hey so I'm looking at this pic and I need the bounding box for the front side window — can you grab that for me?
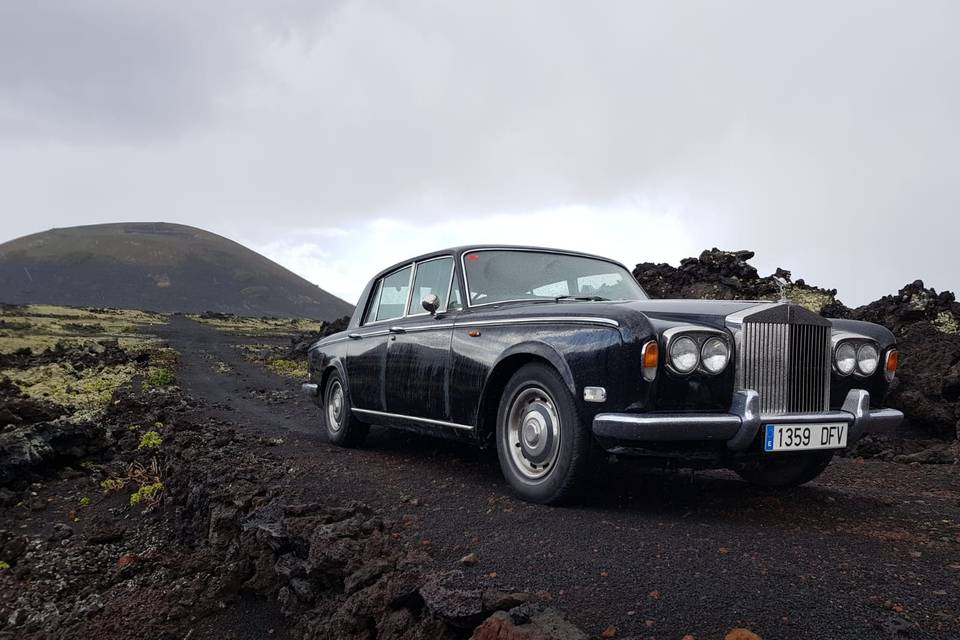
[463,250,647,306]
[408,257,454,314]
[371,266,412,322]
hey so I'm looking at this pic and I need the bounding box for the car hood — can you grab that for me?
[460,298,772,340]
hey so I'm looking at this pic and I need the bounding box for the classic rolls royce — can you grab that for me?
[302,246,902,504]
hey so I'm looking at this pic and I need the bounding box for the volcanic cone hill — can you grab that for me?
[0,223,353,320]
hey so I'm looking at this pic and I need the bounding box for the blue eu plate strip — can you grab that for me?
[764,424,775,451]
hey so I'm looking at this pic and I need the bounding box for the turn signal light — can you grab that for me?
[642,340,658,382]
[885,349,899,382]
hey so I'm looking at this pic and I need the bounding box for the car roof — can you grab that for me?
[371,245,622,280]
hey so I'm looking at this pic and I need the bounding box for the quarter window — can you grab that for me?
[408,257,454,314]
[362,279,383,324]
[372,266,412,322]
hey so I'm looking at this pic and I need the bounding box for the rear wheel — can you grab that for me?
[323,372,369,447]
[735,451,834,488]
[496,363,592,505]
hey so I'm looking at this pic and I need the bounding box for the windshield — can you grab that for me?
[463,250,648,306]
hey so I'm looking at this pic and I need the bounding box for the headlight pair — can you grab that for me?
[664,329,730,376]
[833,339,879,377]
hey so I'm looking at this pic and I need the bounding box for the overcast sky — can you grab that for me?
[1,1,957,306]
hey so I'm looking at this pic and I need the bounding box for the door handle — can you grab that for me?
[348,333,363,340]
[388,326,406,334]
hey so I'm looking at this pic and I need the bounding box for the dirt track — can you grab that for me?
[156,316,960,639]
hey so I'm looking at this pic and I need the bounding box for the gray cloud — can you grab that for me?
[1,0,957,305]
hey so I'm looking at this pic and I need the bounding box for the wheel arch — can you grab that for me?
[475,343,576,445]
[319,357,350,403]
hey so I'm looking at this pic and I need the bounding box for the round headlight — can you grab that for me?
[701,337,729,374]
[857,343,879,375]
[669,336,699,373]
[835,342,856,375]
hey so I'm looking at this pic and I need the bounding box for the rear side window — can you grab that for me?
[408,257,454,314]
[374,266,412,322]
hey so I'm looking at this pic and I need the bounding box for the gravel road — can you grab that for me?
[156,316,960,639]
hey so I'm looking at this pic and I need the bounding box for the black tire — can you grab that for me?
[322,372,369,447]
[495,363,592,505]
[735,451,834,488]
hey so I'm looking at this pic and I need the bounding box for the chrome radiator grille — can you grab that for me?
[738,321,831,415]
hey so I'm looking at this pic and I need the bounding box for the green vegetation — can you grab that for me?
[143,367,175,389]
[79,497,91,508]
[188,314,326,337]
[100,478,125,494]
[0,304,175,421]
[0,561,10,571]
[267,358,309,379]
[137,431,162,450]
[130,482,164,507]
[0,304,166,355]
[2,361,141,413]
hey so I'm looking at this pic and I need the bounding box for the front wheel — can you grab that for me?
[322,372,369,447]
[735,451,834,488]
[496,363,592,505]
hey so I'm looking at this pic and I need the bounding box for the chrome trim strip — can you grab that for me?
[318,315,619,345]
[460,247,647,309]
[456,316,620,329]
[401,322,456,332]
[351,407,474,431]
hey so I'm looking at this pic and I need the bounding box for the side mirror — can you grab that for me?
[421,293,440,315]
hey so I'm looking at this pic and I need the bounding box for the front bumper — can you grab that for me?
[592,389,903,452]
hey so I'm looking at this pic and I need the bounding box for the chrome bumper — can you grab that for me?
[592,389,903,452]
[301,382,319,398]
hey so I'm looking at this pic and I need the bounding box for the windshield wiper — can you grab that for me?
[554,295,609,302]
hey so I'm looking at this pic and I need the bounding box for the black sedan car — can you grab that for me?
[302,246,902,504]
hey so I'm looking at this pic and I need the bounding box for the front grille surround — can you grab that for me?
[731,305,832,415]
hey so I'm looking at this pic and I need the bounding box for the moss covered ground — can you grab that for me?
[0,304,174,419]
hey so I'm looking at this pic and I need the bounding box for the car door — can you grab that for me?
[384,256,458,422]
[346,264,412,412]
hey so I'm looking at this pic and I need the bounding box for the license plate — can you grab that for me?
[764,423,848,452]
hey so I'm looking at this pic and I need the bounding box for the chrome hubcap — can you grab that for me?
[327,381,344,432]
[506,386,561,480]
